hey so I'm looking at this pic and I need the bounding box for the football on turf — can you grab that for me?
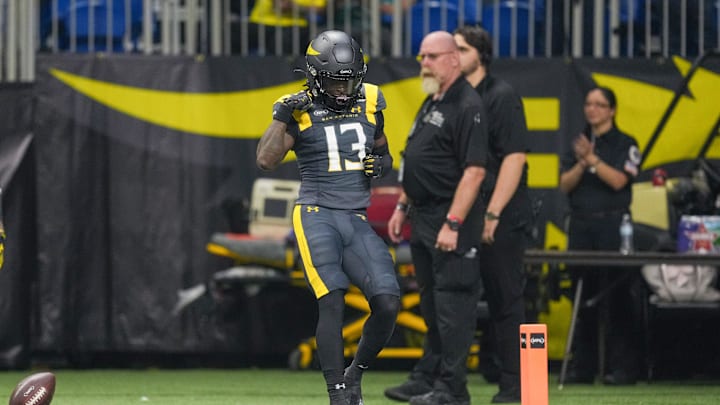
[8,372,55,405]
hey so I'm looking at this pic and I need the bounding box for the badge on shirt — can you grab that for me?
[624,145,641,177]
[424,110,445,128]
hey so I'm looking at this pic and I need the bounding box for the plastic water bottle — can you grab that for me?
[619,214,634,255]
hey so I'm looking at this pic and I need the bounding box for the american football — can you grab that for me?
[8,372,55,405]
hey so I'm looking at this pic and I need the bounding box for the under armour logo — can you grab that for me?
[334,383,346,390]
[351,105,362,114]
[306,206,319,213]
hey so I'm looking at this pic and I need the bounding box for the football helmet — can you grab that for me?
[305,30,367,112]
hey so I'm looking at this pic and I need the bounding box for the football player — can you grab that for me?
[257,30,400,405]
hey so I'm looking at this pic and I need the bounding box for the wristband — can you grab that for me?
[485,211,500,221]
[445,214,463,231]
[395,202,409,213]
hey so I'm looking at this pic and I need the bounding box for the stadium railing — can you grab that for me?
[1,0,719,82]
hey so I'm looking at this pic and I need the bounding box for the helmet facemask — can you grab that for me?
[316,74,363,112]
[305,31,367,112]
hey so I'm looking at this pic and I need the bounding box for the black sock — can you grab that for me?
[324,368,346,393]
[352,294,400,369]
[317,291,346,377]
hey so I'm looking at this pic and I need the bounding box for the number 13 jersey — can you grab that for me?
[285,83,387,210]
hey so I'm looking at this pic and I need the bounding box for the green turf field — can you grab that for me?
[1,369,719,404]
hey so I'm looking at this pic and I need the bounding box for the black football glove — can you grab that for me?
[272,91,313,124]
[363,154,384,178]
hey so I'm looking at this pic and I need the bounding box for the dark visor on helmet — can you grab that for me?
[321,77,361,97]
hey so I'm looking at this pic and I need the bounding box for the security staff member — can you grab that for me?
[455,26,532,404]
[387,31,489,405]
[559,86,642,385]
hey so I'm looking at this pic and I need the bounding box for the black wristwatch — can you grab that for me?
[445,215,462,231]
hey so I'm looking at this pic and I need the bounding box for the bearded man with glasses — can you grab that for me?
[384,31,490,405]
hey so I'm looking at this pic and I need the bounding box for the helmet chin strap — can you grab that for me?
[309,72,362,112]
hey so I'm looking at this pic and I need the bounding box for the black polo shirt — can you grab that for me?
[401,77,489,204]
[561,127,641,215]
[475,74,530,218]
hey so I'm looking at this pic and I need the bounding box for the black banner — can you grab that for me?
[0,54,718,363]
[0,83,35,368]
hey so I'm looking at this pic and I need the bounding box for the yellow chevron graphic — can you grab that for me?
[592,57,720,169]
[52,61,720,185]
[50,68,560,177]
[49,69,559,163]
[50,68,304,138]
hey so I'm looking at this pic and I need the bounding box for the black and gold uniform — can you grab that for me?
[257,30,400,405]
[285,83,400,299]
[289,84,385,211]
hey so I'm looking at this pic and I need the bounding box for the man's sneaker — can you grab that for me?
[344,367,363,405]
[384,379,433,402]
[491,387,521,403]
[408,390,470,405]
[345,384,363,405]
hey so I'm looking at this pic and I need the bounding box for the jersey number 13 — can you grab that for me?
[324,122,368,173]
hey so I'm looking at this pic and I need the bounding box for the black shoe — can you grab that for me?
[409,390,470,405]
[329,390,347,405]
[345,385,363,405]
[344,367,363,405]
[491,387,521,403]
[384,379,433,402]
[602,371,637,386]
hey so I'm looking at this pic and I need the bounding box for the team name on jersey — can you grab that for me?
[317,105,364,122]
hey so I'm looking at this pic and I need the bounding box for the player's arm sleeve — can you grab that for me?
[370,141,393,178]
[374,111,385,138]
[371,113,393,177]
